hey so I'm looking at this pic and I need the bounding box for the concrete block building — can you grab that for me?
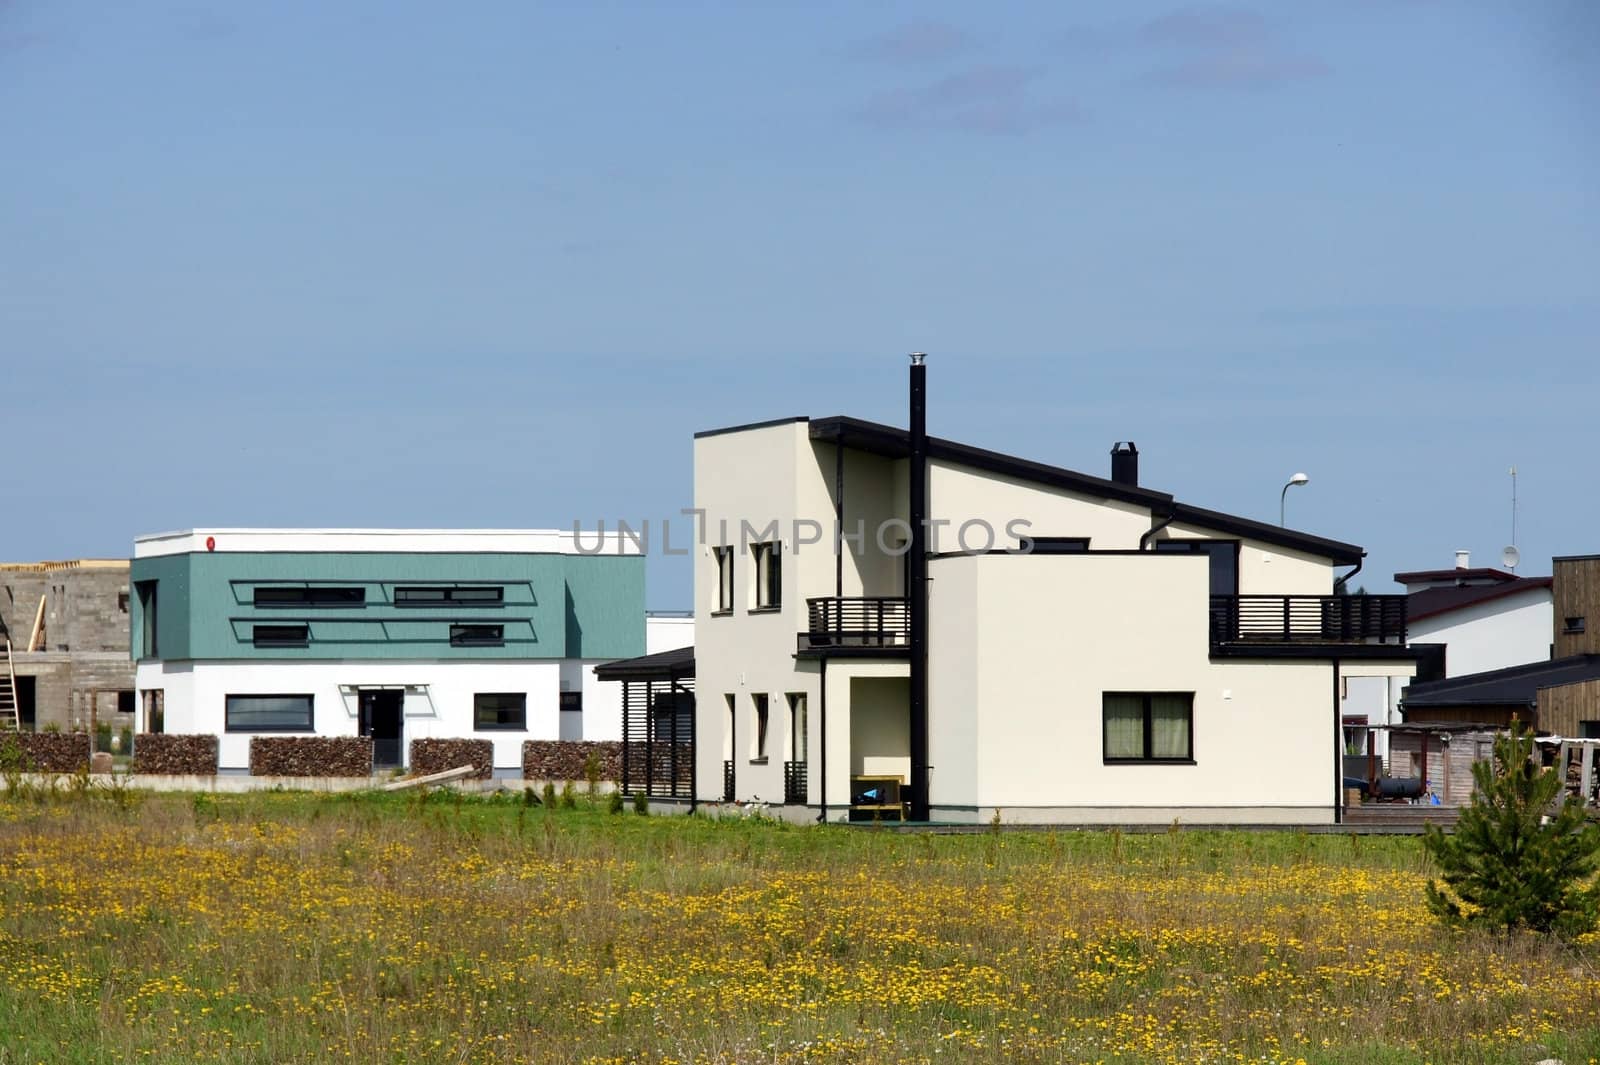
[0,560,136,733]
[130,529,651,771]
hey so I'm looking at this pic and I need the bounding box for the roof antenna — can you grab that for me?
[1502,465,1519,572]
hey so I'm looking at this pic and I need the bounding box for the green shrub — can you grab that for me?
[632,791,648,816]
[607,790,624,815]
[1424,725,1600,937]
[541,782,557,808]
[559,783,578,810]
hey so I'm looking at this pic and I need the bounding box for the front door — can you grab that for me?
[358,689,404,769]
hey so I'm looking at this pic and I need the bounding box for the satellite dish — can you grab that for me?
[1501,545,1520,571]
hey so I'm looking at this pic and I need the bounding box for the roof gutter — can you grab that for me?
[1336,553,1365,594]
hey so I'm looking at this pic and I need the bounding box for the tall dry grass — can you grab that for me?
[0,790,1595,1064]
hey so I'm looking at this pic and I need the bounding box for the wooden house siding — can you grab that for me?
[1553,557,1600,658]
[1538,678,1600,737]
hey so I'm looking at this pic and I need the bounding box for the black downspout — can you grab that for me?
[908,353,930,823]
[835,438,845,599]
[1333,657,1343,825]
[1336,553,1364,594]
[1139,508,1176,550]
[817,658,828,822]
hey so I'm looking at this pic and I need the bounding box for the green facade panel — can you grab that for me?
[128,551,645,662]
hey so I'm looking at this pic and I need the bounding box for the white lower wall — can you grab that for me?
[136,658,624,770]
[930,552,1339,820]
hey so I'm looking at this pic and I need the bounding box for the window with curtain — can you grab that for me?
[1102,692,1194,763]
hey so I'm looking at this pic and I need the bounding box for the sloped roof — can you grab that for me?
[803,415,1363,564]
[593,645,694,681]
[1401,654,1600,709]
[1408,577,1553,623]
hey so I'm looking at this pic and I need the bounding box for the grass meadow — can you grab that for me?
[0,787,1597,1064]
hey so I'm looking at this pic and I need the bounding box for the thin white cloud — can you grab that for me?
[857,65,1080,136]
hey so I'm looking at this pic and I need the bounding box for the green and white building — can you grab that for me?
[129,529,655,771]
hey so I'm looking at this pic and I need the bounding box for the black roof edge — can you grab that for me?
[808,416,1173,509]
[1167,502,1365,565]
[693,416,809,440]
[700,413,1366,565]
[1554,553,1600,563]
[593,645,695,681]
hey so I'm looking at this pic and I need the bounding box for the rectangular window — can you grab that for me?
[253,624,310,648]
[1565,616,1587,635]
[1103,692,1194,763]
[135,580,158,658]
[1580,721,1600,740]
[751,693,770,762]
[395,586,505,605]
[752,542,782,610]
[450,624,504,647]
[1021,537,1090,554]
[117,690,135,716]
[559,691,582,714]
[254,586,366,607]
[474,692,527,731]
[713,547,734,613]
[225,694,313,732]
[1154,540,1239,597]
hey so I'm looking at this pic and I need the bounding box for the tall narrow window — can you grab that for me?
[135,580,158,658]
[750,693,769,762]
[752,542,781,610]
[1103,692,1194,763]
[713,547,734,613]
[786,693,807,761]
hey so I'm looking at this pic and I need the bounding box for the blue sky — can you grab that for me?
[2,1,1595,608]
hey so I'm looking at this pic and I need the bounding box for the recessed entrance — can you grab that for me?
[358,689,404,769]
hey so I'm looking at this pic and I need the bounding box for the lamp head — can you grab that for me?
[1288,472,1309,487]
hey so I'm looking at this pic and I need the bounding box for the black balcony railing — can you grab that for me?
[722,759,735,803]
[1210,594,1407,646]
[783,760,807,805]
[801,596,909,651]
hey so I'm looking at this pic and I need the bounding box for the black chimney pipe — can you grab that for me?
[907,354,930,823]
[1111,441,1138,487]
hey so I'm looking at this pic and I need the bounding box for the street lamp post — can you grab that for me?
[1280,472,1309,526]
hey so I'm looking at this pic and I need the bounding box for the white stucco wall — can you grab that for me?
[694,422,829,805]
[929,460,1154,551]
[928,552,1337,822]
[645,615,694,654]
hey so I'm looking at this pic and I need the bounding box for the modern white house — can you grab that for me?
[667,359,1416,825]
[129,528,678,771]
[1339,554,1553,763]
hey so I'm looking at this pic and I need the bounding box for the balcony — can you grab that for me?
[798,597,909,655]
[1210,594,1407,649]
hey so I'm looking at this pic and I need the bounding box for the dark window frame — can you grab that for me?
[559,691,582,714]
[713,547,735,614]
[1102,691,1196,765]
[254,586,366,607]
[135,580,159,658]
[1153,539,1240,597]
[473,692,527,731]
[450,623,505,647]
[395,586,505,606]
[225,693,314,733]
[751,542,782,611]
[751,692,770,763]
[1565,616,1587,635]
[253,624,310,648]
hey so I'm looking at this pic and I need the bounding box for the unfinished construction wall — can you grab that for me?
[1,562,134,733]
